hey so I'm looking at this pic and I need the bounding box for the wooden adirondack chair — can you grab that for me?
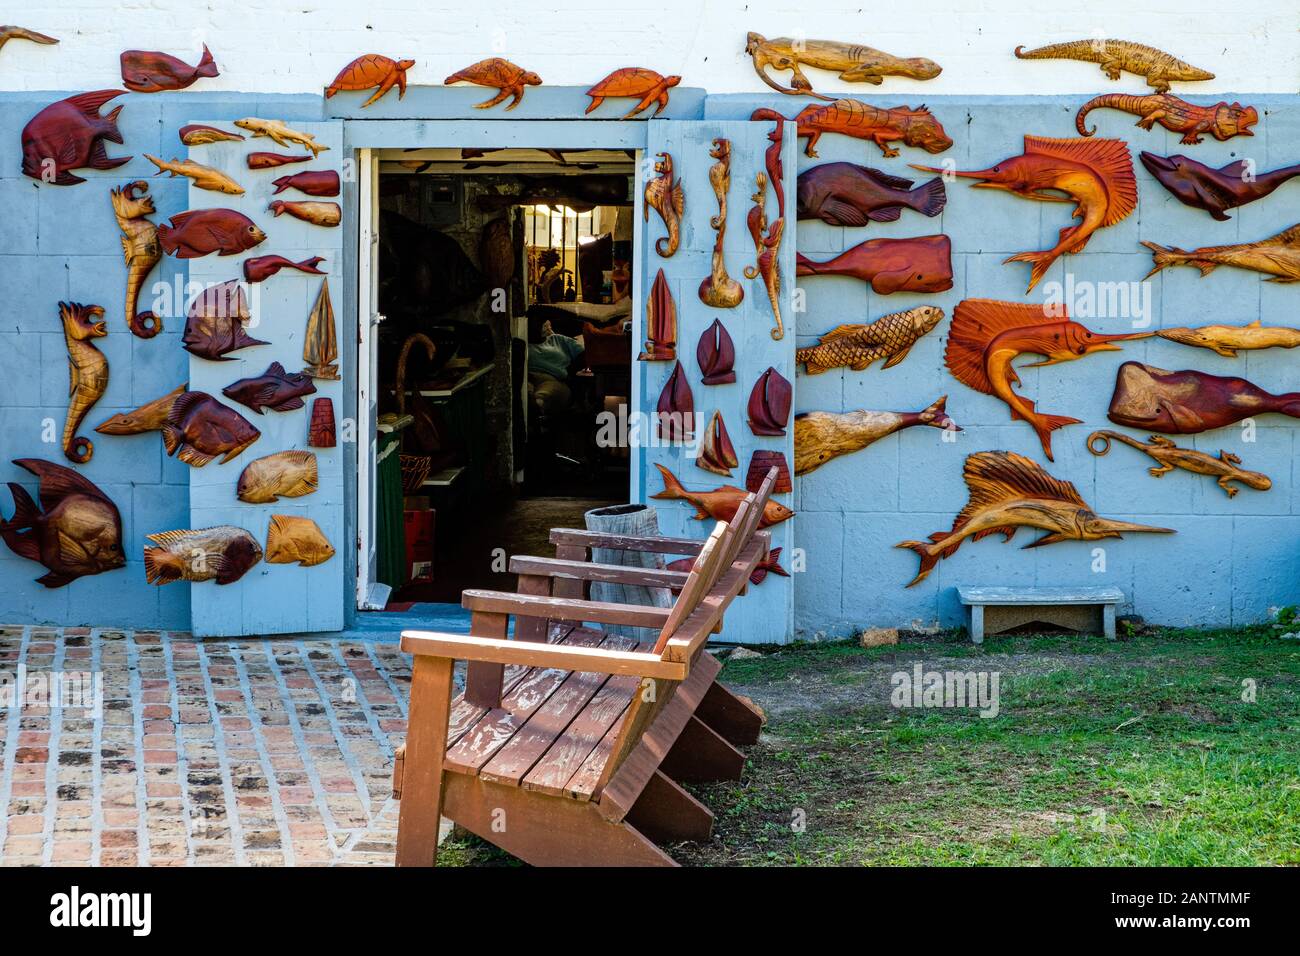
[392,470,778,866]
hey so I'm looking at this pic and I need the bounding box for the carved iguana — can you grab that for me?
[1015,39,1213,92]
[1086,430,1271,498]
[1076,93,1258,144]
[746,32,941,98]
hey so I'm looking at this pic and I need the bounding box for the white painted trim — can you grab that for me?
[356,148,380,608]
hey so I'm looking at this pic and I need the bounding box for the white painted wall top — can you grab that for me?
[5,0,1297,96]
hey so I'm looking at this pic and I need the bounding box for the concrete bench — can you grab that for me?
[957,586,1125,644]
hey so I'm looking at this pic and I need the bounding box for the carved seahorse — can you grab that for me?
[60,302,110,464]
[110,181,163,338]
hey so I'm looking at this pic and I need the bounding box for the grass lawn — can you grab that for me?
[439,623,1300,866]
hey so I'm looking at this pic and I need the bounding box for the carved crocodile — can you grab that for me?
[1015,39,1213,92]
[1076,93,1258,144]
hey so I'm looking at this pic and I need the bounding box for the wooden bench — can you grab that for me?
[957,585,1125,643]
[392,470,777,866]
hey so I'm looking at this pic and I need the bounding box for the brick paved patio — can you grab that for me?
[0,626,414,866]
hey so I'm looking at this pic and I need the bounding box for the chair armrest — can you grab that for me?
[510,555,689,588]
[462,589,672,629]
[400,630,687,680]
[548,528,704,557]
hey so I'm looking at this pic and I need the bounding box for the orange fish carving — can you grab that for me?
[945,299,1149,460]
[651,464,794,528]
[913,135,1137,292]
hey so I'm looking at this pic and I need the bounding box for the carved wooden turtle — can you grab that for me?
[444,57,541,110]
[325,54,414,108]
[585,68,682,119]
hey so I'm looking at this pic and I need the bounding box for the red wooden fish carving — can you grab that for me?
[158,209,266,258]
[182,280,268,360]
[21,90,130,185]
[222,361,317,415]
[120,44,218,92]
[271,170,341,197]
[247,151,311,169]
[1108,362,1300,434]
[747,367,792,436]
[243,255,326,283]
[668,548,788,586]
[656,361,694,441]
[797,161,946,226]
[268,200,341,227]
[640,268,676,361]
[696,319,736,385]
[651,464,794,528]
[795,235,952,294]
[0,459,125,588]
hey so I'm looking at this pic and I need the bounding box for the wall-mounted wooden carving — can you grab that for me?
[247,151,311,169]
[478,217,514,288]
[747,366,792,436]
[696,319,735,385]
[223,361,317,415]
[668,547,788,586]
[243,254,326,283]
[1076,93,1258,144]
[237,451,319,504]
[1014,39,1213,92]
[325,54,414,107]
[120,44,218,92]
[1142,224,1300,284]
[182,280,266,361]
[100,390,259,467]
[797,305,944,375]
[0,26,58,56]
[698,138,745,308]
[271,169,341,197]
[1088,430,1270,498]
[110,181,163,338]
[443,58,541,110]
[21,90,130,185]
[143,526,262,585]
[644,151,683,258]
[746,450,791,493]
[797,161,946,225]
[1139,152,1300,221]
[179,124,244,146]
[744,171,786,339]
[144,154,244,194]
[751,101,952,158]
[948,299,1150,460]
[59,302,109,464]
[914,135,1136,293]
[656,361,694,442]
[640,269,677,361]
[745,32,941,98]
[794,396,958,476]
[303,279,340,380]
[159,209,266,258]
[1108,362,1300,434]
[95,383,185,437]
[795,234,952,294]
[266,515,336,567]
[0,458,125,588]
[651,463,795,528]
[697,410,739,477]
[1157,320,1300,357]
[234,118,329,156]
[268,200,341,227]
[585,68,682,118]
[308,398,336,448]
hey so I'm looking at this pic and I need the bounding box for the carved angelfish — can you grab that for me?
[265,515,336,567]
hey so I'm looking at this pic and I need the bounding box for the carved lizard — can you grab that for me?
[1076,93,1258,144]
[1087,430,1271,497]
[1015,39,1213,92]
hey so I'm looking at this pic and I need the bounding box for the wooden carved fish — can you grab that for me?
[914,136,1137,293]
[1139,152,1300,221]
[158,209,266,258]
[110,181,163,338]
[271,170,340,197]
[644,152,683,257]
[0,458,125,588]
[234,118,329,156]
[145,154,244,194]
[95,384,186,436]
[21,89,130,185]
[1087,430,1271,498]
[243,255,327,283]
[222,361,317,415]
[161,391,261,466]
[797,161,946,226]
[795,235,952,294]
[179,124,244,146]
[0,25,58,56]
[265,515,335,567]
[59,302,108,464]
[668,547,788,587]
[247,151,312,169]
[946,299,1150,460]
[182,280,268,361]
[237,451,318,504]
[1108,362,1300,434]
[143,526,262,585]
[897,451,1174,586]
[651,463,794,528]
[268,200,341,226]
[120,44,218,93]
[1156,320,1300,357]
[1142,224,1300,283]
[797,305,944,375]
[794,396,959,476]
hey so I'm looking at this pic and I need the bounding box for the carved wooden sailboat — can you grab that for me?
[696,319,736,385]
[747,366,792,436]
[697,410,739,477]
[302,279,339,380]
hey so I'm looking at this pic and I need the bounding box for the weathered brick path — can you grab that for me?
[0,626,412,866]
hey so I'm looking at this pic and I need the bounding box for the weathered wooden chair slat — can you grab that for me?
[393,469,779,866]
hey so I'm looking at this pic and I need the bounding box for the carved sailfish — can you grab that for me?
[946,299,1150,460]
[896,451,1174,587]
[913,135,1137,292]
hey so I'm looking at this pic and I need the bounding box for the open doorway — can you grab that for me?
[366,147,637,609]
